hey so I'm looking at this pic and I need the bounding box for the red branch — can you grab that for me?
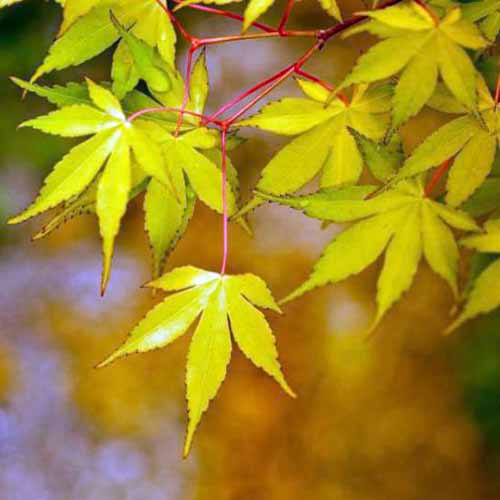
[127,105,223,126]
[495,73,500,104]
[220,126,229,275]
[278,0,295,34]
[145,0,404,275]
[173,0,276,33]
[424,158,453,197]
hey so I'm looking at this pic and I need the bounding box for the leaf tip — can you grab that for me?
[279,284,308,305]
[7,214,24,225]
[443,317,461,335]
[284,384,297,399]
[96,350,120,369]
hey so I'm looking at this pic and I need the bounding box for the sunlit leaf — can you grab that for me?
[98,266,293,456]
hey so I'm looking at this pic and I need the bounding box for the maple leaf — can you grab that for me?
[98,266,295,456]
[11,53,243,284]
[31,0,176,84]
[447,217,500,332]
[14,52,245,290]
[338,2,488,128]
[463,0,500,41]
[8,79,176,292]
[261,178,480,329]
[396,76,500,207]
[235,81,392,216]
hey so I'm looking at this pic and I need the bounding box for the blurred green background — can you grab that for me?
[1,1,500,499]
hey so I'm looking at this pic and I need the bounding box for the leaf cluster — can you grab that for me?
[3,0,500,455]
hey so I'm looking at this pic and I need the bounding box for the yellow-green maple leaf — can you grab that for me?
[9,80,174,292]
[236,81,392,216]
[397,76,500,207]
[266,178,479,329]
[338,2,488,127]
[447,218,500,332]
[33,0,176,83]
[98,266,294,456]
[463,0,500,41]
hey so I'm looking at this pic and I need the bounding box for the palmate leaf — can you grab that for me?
[272,178,479,328]
[9,79,175,292]
[13,50,238,284]
[446,218,500,332]
[98,266,294,456]
[463,0,500,41]
[396,77,499,206]
[236,81,391,216]
[141,120,239,217]
[32,0,176,83]
[338,3,488,127]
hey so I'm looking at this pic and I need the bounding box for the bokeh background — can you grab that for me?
[1,1,500,499]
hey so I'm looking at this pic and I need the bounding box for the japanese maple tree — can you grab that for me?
[2,0,500,455]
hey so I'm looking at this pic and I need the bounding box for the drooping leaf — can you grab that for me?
[255,117,342,195]
[111,41,140,99]
[33,0,176,82]
[278,179,479,325]
[96,134,131,293]
[144,178,196,279]
[111,12,172,94]
[397,77,500,205]
[392,49,438,129]
[9,80,178,291]
[320,126,363,187]
[188,50,209,116]
[446,256,500,332]
[98,266,294,456]
[357,132,403,181]
[463,0,500,40]
[184,283,232,457]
